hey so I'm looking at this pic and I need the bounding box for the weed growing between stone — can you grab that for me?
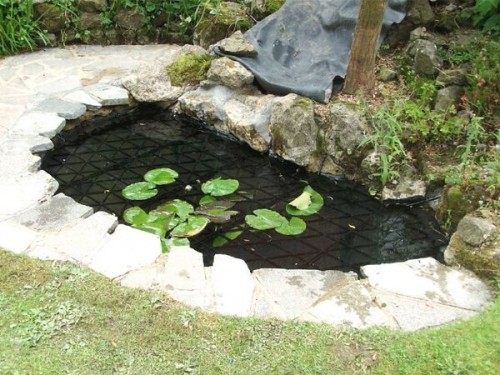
[121,168,323,252]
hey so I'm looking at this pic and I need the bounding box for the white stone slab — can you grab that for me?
[85,84,129,106]
[0,221,36,254]
[119,254,170,290]
[62,90,102,109]
[2,134,54,153]
[0,171,59,221]
[366,287,478,331]
[361,258,492,312]
[211,254,254,317]
[33,211,118,264]
[33,97,87,120]
[0,149,41,177]
[299,281,396,329]
[89,225,162,279]
[8,193,93,232]
[251,268,358,319]
[11,111,66,138]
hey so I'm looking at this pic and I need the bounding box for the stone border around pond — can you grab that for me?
[0,45,493,331]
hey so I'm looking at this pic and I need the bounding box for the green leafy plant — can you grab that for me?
[0,0,49,56]
[166,52,213,86]
[121,168,324,252]
[471,0,500,37]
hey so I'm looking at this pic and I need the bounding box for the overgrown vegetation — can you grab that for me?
[166,52,213,86]
[0,250,498,374]
[0,0,48,55]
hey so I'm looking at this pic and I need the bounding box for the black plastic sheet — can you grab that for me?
[218,0,407,102]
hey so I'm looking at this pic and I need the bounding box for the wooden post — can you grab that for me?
[343,0,388,94]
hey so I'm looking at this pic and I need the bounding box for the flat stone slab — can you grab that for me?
[84,84,130,106]
[251,268,358,319]
[31,211,118,264]
[11,111,66,138]
[33,97,87,120]
[8,193,93,232]
[0,148,41,177]
[0,171,59,221]
[299,280,396,329]
[0,221,36,254]
[366,287,477,331]
[2,133,54,153]
[62,89,102,109]
[89,225,162,279]
[211,254,254,317]
[361,258,492,312]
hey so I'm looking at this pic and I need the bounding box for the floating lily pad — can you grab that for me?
[144,168,179,185]
[245,209,288,230]
[199,195,216,205]
[212,230,243,248]
[288,191,312,210]
[286,186,324,216]
[133,217,169,238]
[275,217,307,235]
[123,207,149,226]
[201,177,239,197]
[161,237,190,253]
[154,199,194,221]
[122,182,158,200]
[171,216,210,237]
[195,201,238,223]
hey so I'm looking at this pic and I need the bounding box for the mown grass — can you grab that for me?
[0,249,498,374]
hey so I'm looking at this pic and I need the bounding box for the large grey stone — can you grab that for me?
[0,171,59,221]
[207,57,254,89]
[11,111,66,138]
[457,215,497,247]
[85,84,130,106]
[223,98,271,152]
[414,39,442,78]
[251,268,358,319]
[211,254,254,317]
[382,176,427,201]
[361,258,492,312]
[2,134,53,154]
[0,221,36,254]
[33,97,87,120]
[437,69,468,87]
[299,280,395,329]
[215,30,257,57]
[8,193,93,232]
[366,287,477,331]
[78,0,107,12]
[270,94,318,167]
[434,85,465,112]
[33,211,118,264]
[89,225,162,279]
[62,89,102,109]
[0,148,41,177]
[178,85,234,126]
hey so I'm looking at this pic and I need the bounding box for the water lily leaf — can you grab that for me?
[212,230,243,248]
[195,201,238,223]
[201,177,239,197]
[144,168,179,185]
[133,218,168,238]
[170,216,210,237]
[275,217,307,236]
[161,237,190,253]
[199,195,216,205]
[123,207,149,226]
[286,186,324,216]
[245,209,288,230]
[122,182,158,200]
[154,199,194,221]
[288,191,312,210]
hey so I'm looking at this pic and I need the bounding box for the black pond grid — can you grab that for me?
[42,114,448,272]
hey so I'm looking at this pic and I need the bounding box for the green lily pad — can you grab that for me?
[154,199,194,221]
[161,237,190,253]
[195,201,238,223]
[144,168,179,185]
[201,177,239,197]
[123,207,149,226]
[275,217,307,235]
[212,230,243,248]
[170,216,210,237]
[133,217,169,238]
[286,186,324,216]
[288,191,312,210]
[199,195,216,205]
[245,209,288,230]
[122,182,158,200]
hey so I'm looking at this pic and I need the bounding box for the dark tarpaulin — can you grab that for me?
[217,0,408,103]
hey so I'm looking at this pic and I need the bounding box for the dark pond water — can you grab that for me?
[42,110,447,272]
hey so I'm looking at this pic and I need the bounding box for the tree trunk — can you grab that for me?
[343,0,388,94]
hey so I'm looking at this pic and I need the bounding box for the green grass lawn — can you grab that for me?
[0,250,498,374]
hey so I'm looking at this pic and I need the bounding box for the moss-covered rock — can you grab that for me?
[166,53,213,87]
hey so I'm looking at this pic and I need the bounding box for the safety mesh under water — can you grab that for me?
[42,111,447,272]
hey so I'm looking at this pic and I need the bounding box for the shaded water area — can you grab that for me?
[42,110,447,272]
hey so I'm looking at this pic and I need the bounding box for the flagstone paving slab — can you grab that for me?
[89,224,162,279]
[84,84,130,106]
[11,111,66,138]
[2,133,54,153]
[33,97,87,119]
[0,221,37,254]
[361,258,492,312]
[0,148,41,177]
